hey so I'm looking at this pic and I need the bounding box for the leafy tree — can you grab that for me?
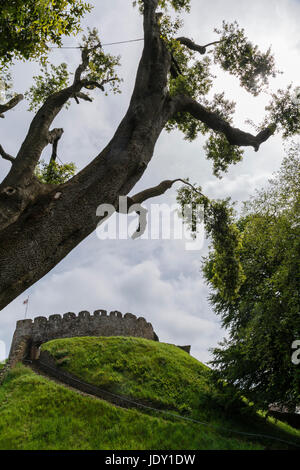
[35,159,77,185]
[0,0,92,68]
[0,0,299,311]
[199,145,300,411]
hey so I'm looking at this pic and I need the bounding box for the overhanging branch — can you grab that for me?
[0,94,23,118]
[175,95,274,151]
[177,37,223,55]
[116,178,205,239]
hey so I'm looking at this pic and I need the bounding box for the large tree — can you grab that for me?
[0,0,299,310]
[200,145,300,411]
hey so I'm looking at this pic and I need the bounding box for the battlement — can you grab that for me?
[9,309,158,365]
[15,310,149,330]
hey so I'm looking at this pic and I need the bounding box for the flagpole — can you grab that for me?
[24,296,29,319]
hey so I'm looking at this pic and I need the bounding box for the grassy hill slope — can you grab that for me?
[0,336,299,450]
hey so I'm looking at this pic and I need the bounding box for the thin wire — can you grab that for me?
[29,359,300,449]
[50,38,144,49]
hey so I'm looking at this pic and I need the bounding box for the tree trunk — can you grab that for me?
[0,2,174,309]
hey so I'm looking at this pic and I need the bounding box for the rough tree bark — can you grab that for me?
[0,0,274,310]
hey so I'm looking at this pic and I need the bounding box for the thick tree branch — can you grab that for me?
[73,47,90,84]
[0,144,15,164]
[177,37,223,55]
[131,179,181,204]
[0,94,23,118]
[0,49,96,232]
[174,95,274,151]
[116,178,205,240]
[2,46,97,187]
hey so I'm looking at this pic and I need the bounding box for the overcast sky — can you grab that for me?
[0,0,299,363]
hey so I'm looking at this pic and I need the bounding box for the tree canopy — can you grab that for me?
[197,145,300,411]
[0,0,92,69]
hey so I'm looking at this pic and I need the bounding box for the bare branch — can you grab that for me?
[0,144,15,164]
[73,48,90,84]
[174,95,274,151]
[73,91,93,103]
[131,178,205,205]
[0,94,23,118]
[203,40,224,48]
[131,179,179,204]
[116,178,206,240]
[177,37,223,55]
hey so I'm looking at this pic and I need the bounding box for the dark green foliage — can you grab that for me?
[201,200,245,301]
[262,85,300,139]
[201,93,244,176]
[203,147,300,410]
[247,85,300,139]
[0,0,92,68]
[177,184,245,299]
[204,132,244,177]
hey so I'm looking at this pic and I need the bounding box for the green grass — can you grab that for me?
[0,336,299,450]
[0,364,263,450]
[43,336,212,417]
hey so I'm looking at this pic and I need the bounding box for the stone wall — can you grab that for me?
[8,309,159,365]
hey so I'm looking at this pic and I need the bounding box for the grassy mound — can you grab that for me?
[0,336,299,450]
[42,336,211,417]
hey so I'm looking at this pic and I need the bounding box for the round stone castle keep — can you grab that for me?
[9,309,159,365]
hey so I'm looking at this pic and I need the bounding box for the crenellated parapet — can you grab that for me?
[8,309,159,365]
